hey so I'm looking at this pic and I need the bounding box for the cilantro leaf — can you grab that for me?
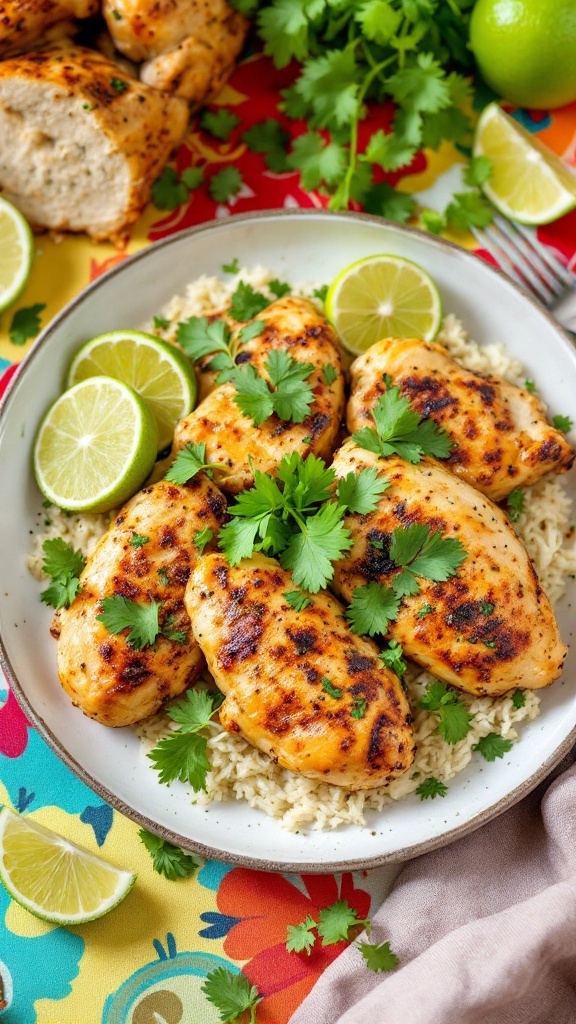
[356,1,401,46]
[379,640,407,678]
[97,595,160,650]
[9,304,46,346]
[229,350,315,426]
[288,131,348,190]
[229,364,274,424]
[337,467,390,515]
[130,532,149,547]
[464,155,492,187]
[166,442,214,484]
[473,732,513,762]
[351,697,367,719]
[553,414,573,433]
[313,285,328,302]
[512,688,526,709]
[506,488,525,522]
[153,315,170,330]
[283,590,312,611]
[148,731,210,790]
[317,900,368,945]
[293,50,361,129]
[280,501,352,592]
[167,689,221,732]
[40,576,82,610]
[41,537,85,580]
[201,968,261,1024]
[238,320,266,344]
[269,278,291,297]
[138,828,199,880]
[346,583,400,637]
[286,915,317,954]
[151,166,189,210]
[181,166,205,191]
[222,257,240,274]
[200,108,241,141]
[242,118,291,172]
[420,680,473,745]
[388,53,451,114]
[176,315,233,365]
[322,677,342,699]
[524,378,537,393]
[390,523,467,582]
[352,386,453,463]
[415,776,448,800]
[322,363,338,386]
[229,282,271,321]
[208,166,243,204]
[194,527,214,554]
[358,939,400,972]
[445,191,493,231]
[362,182,417,223]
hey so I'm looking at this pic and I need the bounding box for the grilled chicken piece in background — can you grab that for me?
[347,337,574,502]
[331,440,566,697]
[0,46,188,240]
[186,553,415,790]
[0,0,98,58]
[102,0,248,105]
[52,477,226,727]
[174,296,346,493]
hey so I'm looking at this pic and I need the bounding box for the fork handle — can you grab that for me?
[552,290,576,335]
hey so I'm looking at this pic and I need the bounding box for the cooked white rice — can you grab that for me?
[30,269,576,832]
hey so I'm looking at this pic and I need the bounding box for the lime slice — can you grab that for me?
[0,807,136,925]
[325,254,442,356]
[66,330,196,452]
[474,103,576,225]
[33,375,158,513]
[0,197,33,313]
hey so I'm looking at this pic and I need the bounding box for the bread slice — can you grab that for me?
[0,46,189,240]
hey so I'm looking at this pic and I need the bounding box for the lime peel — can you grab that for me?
[0,806,136,925]
[0,197,33,313]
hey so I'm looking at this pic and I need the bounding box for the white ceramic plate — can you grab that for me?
[1,210,575,873]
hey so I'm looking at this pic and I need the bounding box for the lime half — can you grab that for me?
[0,807,136,925]
[474,103,576,225]
[0,198,33,313]
[325,254,442,356]
[33,375,158,513]
[66,330,196,452]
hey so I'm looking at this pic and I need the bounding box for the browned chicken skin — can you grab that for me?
[174,296,346,493]
[186,553,415,790]
[53,476,227,727]
[331,440,567,697]
[347,337,574,502]
[0,0,98,58]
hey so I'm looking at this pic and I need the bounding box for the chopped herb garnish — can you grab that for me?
[352,385,453,464]
[322,677,342,699]
[229,281,270,321]
[9,303,46,346]
[268,278,291,298]
[130,532,149,547]
[40,537,85,609]
[228,350,316,426]
[553,414,573,433]
[379,640,407,677]
[506,487,525,522]
[346,582,400,637]
[166,442,217,484]
[336,468,390,515]
[157,568,170,586]
[208,166,243,204]
[283,590,313,611]
[138,828,199,880]
[200,108,241,141]
[524,379,536,393]
[473,732,513,761]
[419,679,473,744]
[480,601,494,616]
[484,639,496,649]
[322,363,339,386]
[512,688,526,709]
[415,776,448,800]
[222,257,240,274]
[194,527,214,554]
[351,697,367,719]
[110,77,129,93]
[313,285,328,302]
[148,689,223,791]
[417,604,435,618]
[153,314,170,330]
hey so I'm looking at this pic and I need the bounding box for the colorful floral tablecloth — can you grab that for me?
[1,52,575,1024]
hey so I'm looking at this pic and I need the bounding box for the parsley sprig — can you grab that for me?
[219,452,387,592]
[40,538,86,609]
[148,689,224,792]
[352,385,453,464]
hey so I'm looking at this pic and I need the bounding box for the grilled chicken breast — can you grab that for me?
[186,553,415,790]
[103,0,248,106]
[331,440,566,697]
[52,476,227,727]
[0,46,188,240]
[347,337,574,502]
[0,0,98,58]
[174,296,346,493]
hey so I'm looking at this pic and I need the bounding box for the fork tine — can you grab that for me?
[472,225,531,293]
[509,219,575,288]
[490,218,557,302]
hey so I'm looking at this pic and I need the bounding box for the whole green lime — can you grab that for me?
[469,0,576,109]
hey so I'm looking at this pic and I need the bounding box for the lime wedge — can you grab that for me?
[0,807,136,925]
[66,330,196,452]
[325,254,442,356]
[0,197,33,313]
[474,103,576,225]
[33,375,158,513]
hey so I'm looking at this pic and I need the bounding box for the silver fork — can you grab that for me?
[472,213,576,333]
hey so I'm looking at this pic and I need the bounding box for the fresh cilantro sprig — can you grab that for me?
[148,689,223,791]
[379,640,407,678]
[415,776,448,800]
[200,108,241,141]
[346,524,466,637]
[473,732,513,762]
[219,452,354,592]
[230,350,315,426]
[352,385,453,464]
[9,303,46,346]
[166,442,227,485]
[151,165,204,210]
[138,828,199,880]
[285,898,399,974]
[229,1,478,219]
[202,968,261,1024]
[96,596,188,650]
[419,679,473,744]
[40,537,86,609]
[506,488,525,522]
[553,414,573,433]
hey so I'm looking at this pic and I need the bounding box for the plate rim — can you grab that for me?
[1,207,575,873]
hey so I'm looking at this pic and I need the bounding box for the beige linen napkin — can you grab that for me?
[289,752,576,1024]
